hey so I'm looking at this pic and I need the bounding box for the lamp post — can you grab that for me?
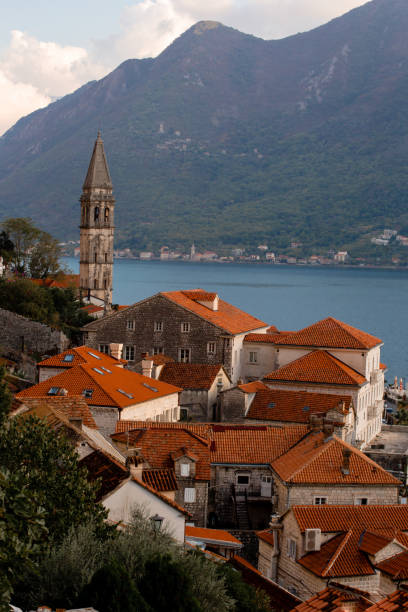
[150,514,164,535]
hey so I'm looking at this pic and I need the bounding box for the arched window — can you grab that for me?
[94,279,97,289]
[104,278,107,289]
[94,252,97,263]
[94,207,100,221]
[104,208,109,222]
[104,253,108,263]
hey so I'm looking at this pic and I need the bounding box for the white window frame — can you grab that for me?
[179,348,191,363]
[287,538,297,560]
[181,322,191,333]
[98,344,109,354]
[184,487,196,503]
[154,321,163,332]
[124,345,135,361]
[314,497,328,505]
[180,463,190,477]
[152,347,164,355]
[249,351,258,364]
[207,341,216,355]
[126,320,135,330]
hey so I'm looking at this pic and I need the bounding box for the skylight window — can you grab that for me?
[48,387,60,395]
[143,383,158,393]
[303,406,310,412]
[268,402,276,408]
[93,368,105,375]
[82,389,94,398]
[63,354,74,362]
[101,367,111,374]
[117,388,134,399]
[88,351,101,360]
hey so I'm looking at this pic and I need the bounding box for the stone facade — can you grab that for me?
[0,308,69,356]
[79,133,115,305]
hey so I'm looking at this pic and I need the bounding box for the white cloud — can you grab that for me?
[0,70,50,135]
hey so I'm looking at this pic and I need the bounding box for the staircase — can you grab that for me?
[235,497,251,530]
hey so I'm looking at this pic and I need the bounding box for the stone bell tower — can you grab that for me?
[79,132,115,306]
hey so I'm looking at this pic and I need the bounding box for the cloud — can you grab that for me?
[0,70,50,136]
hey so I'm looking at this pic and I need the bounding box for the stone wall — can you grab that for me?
[83,294,234,376]
[229,530,259,565]
[0,308,69,356]
[219,387,246,422]
[90,406,119,438]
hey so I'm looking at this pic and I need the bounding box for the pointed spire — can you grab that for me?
[83,132,112,190]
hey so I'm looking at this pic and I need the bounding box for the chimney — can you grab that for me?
[309,414,323,432]
[69,417,83,430]
[142,357,154,378]
[110,343,123,360]
[125,449,144,478]
[323,419,334,438]
[341,448,352,475]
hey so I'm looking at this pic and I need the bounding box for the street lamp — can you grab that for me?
[150,514,164,534]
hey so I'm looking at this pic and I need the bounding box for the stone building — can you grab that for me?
[257,505,408,601]
[79,132,115,306]
[0,307,69,355]
[82,289,268,383]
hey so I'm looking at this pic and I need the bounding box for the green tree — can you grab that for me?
[1,217,62,278]
[217,564,271,612]
[0,230,14,265]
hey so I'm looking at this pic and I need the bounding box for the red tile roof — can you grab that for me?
[112,426,211,480]
[292,505,408,534]
[185,526,242,546]
[13,395,98,428]
[38,345,125,368]
[29,274,80,289]
[16,364,181,409]
[244,333,277,343]
[375,552,408,579]
[238,381,269,393]
[264,350,367,386]
[293,585,372,612]
[142,468,178,492]
[162,289,268,335]
[271,432,400,485]
[159,363,227,390]
[365,588,408,610]
[257,529,276,546]
[273,317,382,349]
[115,420,210,436]
[246,389,352,423]
[80,304,104,314]
[80,449,129,499]
[359,530,395,555]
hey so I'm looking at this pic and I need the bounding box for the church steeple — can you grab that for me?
[79,132,115,307]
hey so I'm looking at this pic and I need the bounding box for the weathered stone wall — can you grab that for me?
[90,406,119,438]
[229,530,259,565]
[174,480,208,527]
[0,308,69,356]
[219,387,246,422]
[83,294,234,375]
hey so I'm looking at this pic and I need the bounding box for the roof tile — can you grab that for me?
[159,363,226,390]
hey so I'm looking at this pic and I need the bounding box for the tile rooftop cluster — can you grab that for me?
[159,362,227,389]
[142,468,178,492]
[38,345,125,368]
[292,584,371,612]
[13,395,98,429]
[264,350,367,386]
[365,588,408,610]
[246,388,352,423]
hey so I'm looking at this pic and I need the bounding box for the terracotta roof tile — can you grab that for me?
[359,530,394,555]
[38,345,125,368]
[142,468,177,491]
[185,526,242,546]
[162,289,268,334]
[237,381,269,393]
[375,552,408,579]
[80,449,129,500]
[247,389,352,423]
[273,317,381,349]
[293,585,372,612]
[16,364,181,409]
[365,588,408,610]
[159,363,226,389]
[13,395,98,428]
[244,333,277,343]
[271,432,400,485]
[264,350,367,386]
[115,420,210,436]
[131,476,192,517]
[257,529,276,546]
[293,505,408,534]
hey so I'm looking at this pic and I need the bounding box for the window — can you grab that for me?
[181,322,191,332]
[179,348,191,363]
[355,498,368,505]
[314,497,328,505]
[126,320,135,330]
[48,387,60,395]
[94,207,99,221]
[236,473,250,485]
[94,279,97,289]
[63,354,74,362]
[82,389,94,398]
[104,207,109,222]
[184,488,196,503]
[207,342,216,355]
[154,321,163,332]
[104,253,108,263]
[152,347,164,355]
[180,463,190,477]
[249,351,258,363]
[99,344,109,354]
[180,408,188,421]
[103,279,107,289]
[287,538,297,560]
[124,345,135,361]
[94,252,97,263]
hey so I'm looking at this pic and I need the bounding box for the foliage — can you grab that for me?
[217,564,271,612]
[1,217,62,277]
[397,403,408,425]
[0,231,14,264]
[0,278,93,340]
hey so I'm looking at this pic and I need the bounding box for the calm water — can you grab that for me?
[64,258,408,381]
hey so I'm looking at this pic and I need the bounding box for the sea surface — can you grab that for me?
[64,258,408,382]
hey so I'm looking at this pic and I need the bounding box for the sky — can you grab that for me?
[0,0,369,136]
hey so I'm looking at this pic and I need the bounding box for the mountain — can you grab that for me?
[1,0,408,255]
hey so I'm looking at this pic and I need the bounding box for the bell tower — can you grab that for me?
[79,132,115,306]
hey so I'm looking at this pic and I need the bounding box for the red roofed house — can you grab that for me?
[37,345,125,383]
[81,289,269,383]
[185,525,242,558]
[257,505,408,601]
[16,362,182,437]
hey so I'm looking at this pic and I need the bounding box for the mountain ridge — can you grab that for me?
[1,0,408,255]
